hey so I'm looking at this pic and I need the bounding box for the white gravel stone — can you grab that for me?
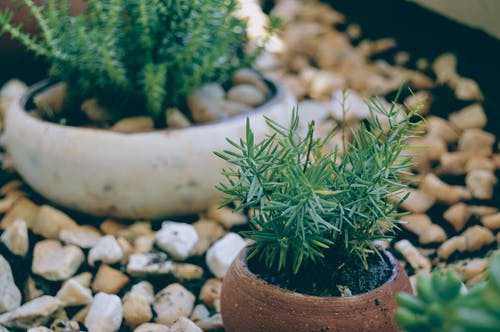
[56,278,93,307]
[32,240,84,281]
[59,225,102,249]
[187,83,227,123]
[0,296,63,329]
[153,283,195,326]
[27,327,52,332]
[1,218,29,256]
[206,233,247,278]
[0,255,21,313]
[196,313,223,331]
[126,252,175,276]
[84,293,123,332]
[170,317,202,332]
[130,281,155,304]
[227,84,266,107]
[88,235,123,266]
[232,68,268,95]
[133,323,169,332]
[156,222,198,260]
[190,304,210,322]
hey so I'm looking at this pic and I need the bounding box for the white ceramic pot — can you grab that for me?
[5,79,295,219]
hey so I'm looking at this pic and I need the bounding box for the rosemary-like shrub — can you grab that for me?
[0,0,277,120]
[216,97,421,274]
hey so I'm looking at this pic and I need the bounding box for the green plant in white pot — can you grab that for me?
[0,0,294,219]
[216,98,421,331]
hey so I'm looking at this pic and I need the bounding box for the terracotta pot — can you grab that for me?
[221,247,412,332]
[4,79,295,219]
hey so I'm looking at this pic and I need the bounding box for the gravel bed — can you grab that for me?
[0,0,498,331]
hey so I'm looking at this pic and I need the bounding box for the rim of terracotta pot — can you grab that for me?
[228,246,405,305]
[19,74,285,134]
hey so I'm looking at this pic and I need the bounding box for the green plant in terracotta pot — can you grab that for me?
[215,96,421,331]
[396,254,500,331]
[0,0,294,219]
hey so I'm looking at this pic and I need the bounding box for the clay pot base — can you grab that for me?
[221,248,413,332]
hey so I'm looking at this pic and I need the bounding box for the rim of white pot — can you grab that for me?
[19,75,286,134]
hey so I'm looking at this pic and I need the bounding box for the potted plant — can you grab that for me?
[0,0,294,219]
[395,254,500,331]
[215,98,420,331]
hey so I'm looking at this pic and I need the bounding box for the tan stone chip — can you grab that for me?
[443,203,472,232]
[397,188,435,213]
[425,116,459,144]
[420,173,468,205]
[123,293,153,329]
[0,197,39,230]
[462,225,495,252]
[199,278,222,310]
[172,263,204,281]
[449,258,488,281]
[92,264,130,294]
[394,240,431,273]
[465,169,497,200]
[111,116,154,133]
[458,129,495,155]
[448,104,487,132]
[481,213,500,230]
[468,205,498,217]
[438,236,467,260]
[33,205,78,239]
[400,213,446,244]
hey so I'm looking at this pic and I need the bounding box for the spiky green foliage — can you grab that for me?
[215,95,421,274]
[0,0,277,120]
[396,254,500,332]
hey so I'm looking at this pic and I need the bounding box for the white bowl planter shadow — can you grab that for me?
[5,78,296,219]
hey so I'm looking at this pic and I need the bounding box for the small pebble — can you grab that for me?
[0,296,63,330]
[56,278,93,307]
[227,84,266,107]
[0,255,22,313]
[153,283,195,326]
[156,221,199,260]
[32,240,84,281]
[88,235,123,266]
[170,317,202,332]
[84,293,123,332]
[206,233,247,278]
[1,218,29,256]
[92,264,130,294]
[59,225,102,249]
[126,252,175,276]
[111,116,154,133]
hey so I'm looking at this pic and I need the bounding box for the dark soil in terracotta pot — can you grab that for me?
[248,251,393,296]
